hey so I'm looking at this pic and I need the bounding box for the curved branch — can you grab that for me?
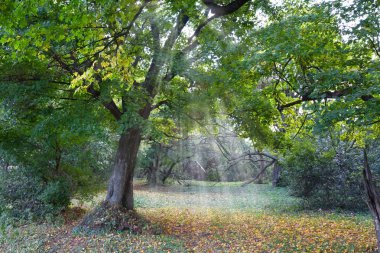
[188,16,217,43]
[181,0,251,55]
[203,0,250,17]
[241,159,276,186]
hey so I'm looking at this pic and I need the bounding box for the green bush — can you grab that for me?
[38,180,71,208]
[206,169,221,182]
[282,140,366,211]
[0,169,70,220]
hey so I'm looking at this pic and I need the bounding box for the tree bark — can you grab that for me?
[363,147,380,252]
[105,128,142,210]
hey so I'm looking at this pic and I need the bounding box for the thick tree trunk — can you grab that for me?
[362,147,380,252]
[105,128,142,210]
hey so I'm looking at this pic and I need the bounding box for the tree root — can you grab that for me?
[75,202,162,234]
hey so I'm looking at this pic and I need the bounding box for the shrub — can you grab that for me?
[0,168,71,220]
[38,180,71,209]
[206,169,221,182]
[282,139,366,211]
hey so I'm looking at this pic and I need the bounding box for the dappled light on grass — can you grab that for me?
[135,182,300,211]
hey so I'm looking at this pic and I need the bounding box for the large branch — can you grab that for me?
[185,0,250,46]
[203,0,250,17]
[163,11,190,52]
[158,0,250,85]
[49,50,77,75]
[241,159,276,186]
[86,83,122,120]
[225,151,277,173]
[160,12,190,82]
[187,16,217,43]
[142,18,161,96]
[145,11,190,93]
[278,88,375,111]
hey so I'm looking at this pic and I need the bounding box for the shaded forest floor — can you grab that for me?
[1,182,377,252]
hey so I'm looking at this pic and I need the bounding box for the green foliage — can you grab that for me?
[0,169,68,220]
[38,180,71,208]
[208,0,379,152]
[282,137,366,211]
[205,169,221,182]
[0,64,115,218]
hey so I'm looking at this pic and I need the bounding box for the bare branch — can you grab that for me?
[291,112,311,140]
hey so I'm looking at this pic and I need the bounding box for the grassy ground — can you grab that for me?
[1,181,377,252]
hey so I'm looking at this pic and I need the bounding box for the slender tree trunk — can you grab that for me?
[161,162,177,184]
[272,162,282,187]
[105,128,142,210]
[362,147,380,252]
[148,144,161,186]
[257,153,265,184]
[148,167,157,186]
[55,145,62,173]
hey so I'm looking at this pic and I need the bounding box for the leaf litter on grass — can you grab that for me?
[141,207,376,252]
[1,183,377,252]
